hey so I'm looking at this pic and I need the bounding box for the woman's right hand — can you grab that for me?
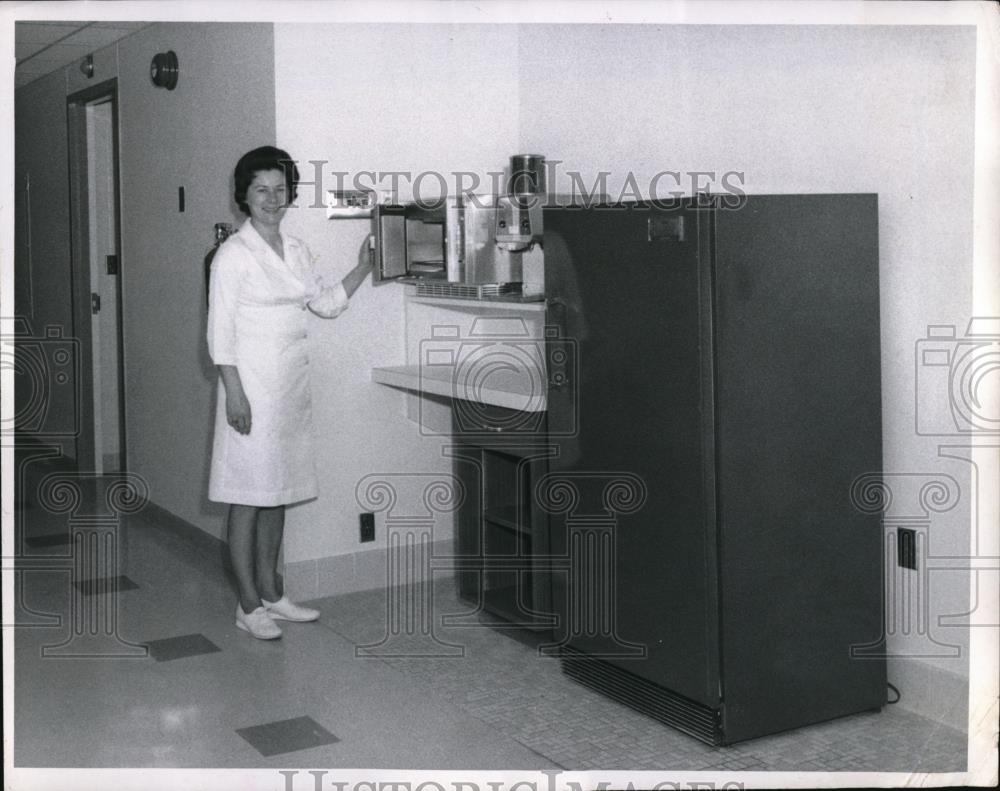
[226,390,252,435]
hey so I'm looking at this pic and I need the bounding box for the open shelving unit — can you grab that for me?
[449,401,554,629]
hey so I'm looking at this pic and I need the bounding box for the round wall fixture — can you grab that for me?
[80,54,94,78]
[150,50,179,90]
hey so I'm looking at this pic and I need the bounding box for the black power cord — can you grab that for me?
[887,682,901,704]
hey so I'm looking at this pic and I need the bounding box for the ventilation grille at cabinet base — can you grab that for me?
[414,281,522,300]
[560,646,722,745]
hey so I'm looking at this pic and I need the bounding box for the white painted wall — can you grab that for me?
[116,23,278,538]
[273,23,522,566]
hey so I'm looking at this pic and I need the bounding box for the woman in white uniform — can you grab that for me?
[208,146,370,639]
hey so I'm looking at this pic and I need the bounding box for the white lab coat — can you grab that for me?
[207,220,349,506]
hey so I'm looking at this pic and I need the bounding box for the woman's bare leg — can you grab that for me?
[256,504,285,602]
[228,504,262,612]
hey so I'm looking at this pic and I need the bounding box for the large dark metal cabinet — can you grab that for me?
[538,194,886,745]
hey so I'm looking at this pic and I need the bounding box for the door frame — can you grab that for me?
[66,78,127,474]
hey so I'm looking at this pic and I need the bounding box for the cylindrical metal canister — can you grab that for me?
[508,154,546,195]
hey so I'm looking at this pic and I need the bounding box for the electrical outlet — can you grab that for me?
[359,512,375,543]
[897,527,917,570]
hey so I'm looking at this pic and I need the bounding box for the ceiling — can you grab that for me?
[15,21,151,89]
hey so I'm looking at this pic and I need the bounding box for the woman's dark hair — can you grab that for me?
[233,146,299,215]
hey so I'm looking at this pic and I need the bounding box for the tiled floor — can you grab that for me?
[11,456,969,772]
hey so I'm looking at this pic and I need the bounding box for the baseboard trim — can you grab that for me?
[139,499,229,570]
[285,539,457,602]
[888,656,969,734]
[136,499,454,604]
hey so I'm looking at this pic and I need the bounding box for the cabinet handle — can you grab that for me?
[24,172,32,294]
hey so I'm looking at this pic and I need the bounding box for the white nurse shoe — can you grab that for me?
[261,595,320,622]
[236,604,283,639]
